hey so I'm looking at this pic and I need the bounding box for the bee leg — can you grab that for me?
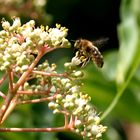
[81,57,90,67]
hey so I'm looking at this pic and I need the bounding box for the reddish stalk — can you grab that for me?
[0,46,59,124]
[64,114,69,128]
[0,94,19,124]
[7,69,14,92]
[32,70,68,77]
[0,91,6,99]
[17,90,50,95]
[0,127,70,132]
[13,52,44,92]
[18,96,56,104]
[0,51,44,123]
[69,115,75,129]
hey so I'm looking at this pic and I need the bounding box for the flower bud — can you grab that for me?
[71,71,84,78]
[56,94,63,100]
[2,21,10,30]
[64,62,71,68]
[48,102,56,109]
[53,109,60,114]
[21,65,28,71]
[71,56,81,66]
[10,18,21,30]
[75,120,82,127]
[91,125,98,135]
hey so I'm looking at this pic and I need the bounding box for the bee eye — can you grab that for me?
[77,40,80,43]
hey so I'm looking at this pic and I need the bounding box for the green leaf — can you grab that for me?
[100,0,140,121]
[117,0,140,87]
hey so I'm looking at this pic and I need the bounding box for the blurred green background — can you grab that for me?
[0,0,140,140]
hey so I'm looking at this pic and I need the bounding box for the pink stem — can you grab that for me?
[18,96,56,104]
[64,114,69,128]
[69,115,75,129]
[17,90,50,95]
[13,52,44,92]
[0,127,70,132]
[0,52,43,123]
[32,70,68,77]
[0,91,6,99]
[7,69,14,92]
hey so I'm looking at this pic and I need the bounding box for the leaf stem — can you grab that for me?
[101,61,139,121]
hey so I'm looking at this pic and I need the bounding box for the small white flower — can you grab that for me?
[34,28,42,35]
[11,44,20,52]
[34,0,46,7]
[21,65,28,71]
[74,71,83,77]
[91,125,99,135]
[71,56,81,66]
[3,53,11,61]
[50,86,56,93]
[94,116,100,124]
[2,21,10,30]
[48,102,55,109]
[87,116,94,123]
[21,27,33,37]
[65,94,75,102]
[49,28,65,42]
[26,20,35,27]
[40,32,49,41]
[65,83,72,89]
[12,18,21,28]
[70,86,80,93]
[75,98,87,107]
[61,78,70,85]
[75,120,82,127]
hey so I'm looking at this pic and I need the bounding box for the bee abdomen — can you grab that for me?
[92,47,104,68]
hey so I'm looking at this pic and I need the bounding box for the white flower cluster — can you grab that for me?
[0,18,70,71]
[48,61,107,139]
[49,78,107,139]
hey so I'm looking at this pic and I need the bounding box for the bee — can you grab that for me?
[74,38,107,68]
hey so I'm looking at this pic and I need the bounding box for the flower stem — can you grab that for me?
[18,96,56,105]
[13,52,44,92]
[32,70,68,77]
[0,51,43,124]
[0,127,69,132]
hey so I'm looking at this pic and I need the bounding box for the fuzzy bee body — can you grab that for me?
[74,39,104,68]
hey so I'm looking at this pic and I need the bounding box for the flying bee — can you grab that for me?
[74,38,108,68]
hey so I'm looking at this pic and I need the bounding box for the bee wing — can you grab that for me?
[92,38,109,48]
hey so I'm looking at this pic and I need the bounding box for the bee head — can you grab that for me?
[74,39,83,49]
